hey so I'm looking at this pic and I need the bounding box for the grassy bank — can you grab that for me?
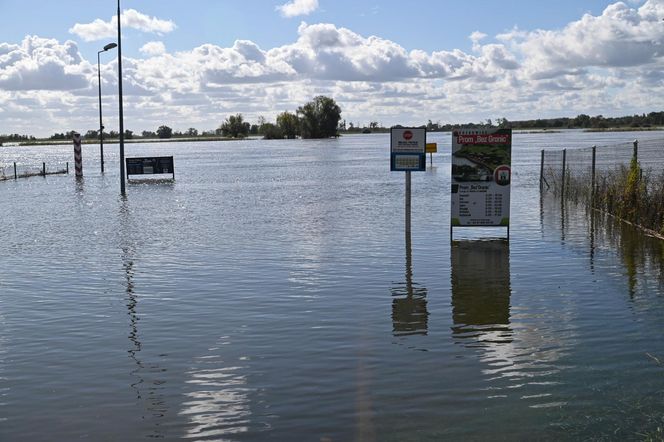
[558,158,664,236]
[594,158,664,235]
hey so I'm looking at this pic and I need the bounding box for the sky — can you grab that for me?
[0,0,663,136]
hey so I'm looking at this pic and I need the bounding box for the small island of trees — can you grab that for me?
[218,95,342,140]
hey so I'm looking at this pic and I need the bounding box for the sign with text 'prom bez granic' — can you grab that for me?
[390,127,426,171]
[451,128,511,227]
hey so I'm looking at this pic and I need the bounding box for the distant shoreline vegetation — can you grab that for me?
[2,110,663,146]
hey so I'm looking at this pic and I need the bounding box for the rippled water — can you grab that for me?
[2,130,664,440]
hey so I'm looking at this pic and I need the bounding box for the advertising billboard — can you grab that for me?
[451,128,511,227]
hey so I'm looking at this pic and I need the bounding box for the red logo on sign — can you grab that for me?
[403,130,413,140]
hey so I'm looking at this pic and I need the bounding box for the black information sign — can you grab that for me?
[126,156,175,179]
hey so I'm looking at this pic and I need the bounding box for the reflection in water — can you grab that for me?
[119,198,168,437]
[391,234,428,336]
[0,302,6,423]
[544,195,664,297]
[451,239,569,406]
[596,211,664,297]
[451,240,511,342]
[180,338,252,440]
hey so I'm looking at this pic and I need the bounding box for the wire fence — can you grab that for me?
[0,161,69,181]
[541,138,664,234]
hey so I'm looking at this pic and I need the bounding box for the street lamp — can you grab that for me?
[97,42,117,174]
[117,0,126,194]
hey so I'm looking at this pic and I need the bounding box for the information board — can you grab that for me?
[451,128,511,227]
[126,156,175,179]
[391,128,426,171]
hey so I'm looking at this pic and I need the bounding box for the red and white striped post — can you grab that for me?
[73,133,83,178]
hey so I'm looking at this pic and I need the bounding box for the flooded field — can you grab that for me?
[2,130,664,440]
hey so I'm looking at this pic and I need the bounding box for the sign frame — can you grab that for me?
[126,156,175,180]
[450,128,511,237]
[390,127,427,172]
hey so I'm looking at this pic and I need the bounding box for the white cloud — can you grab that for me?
[2,0,664,136]
[277,0,319,17]
[69,9,176,42]
[0,36,90,91]
[512,1,664,78]
[140,41,166,56]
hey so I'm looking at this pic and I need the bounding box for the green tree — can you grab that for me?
[297,96,342,139]
[186,127,198,137]
[220,114,250,138]
[156,125,173,139]
[260,123,283,140]
[276,111,299,139]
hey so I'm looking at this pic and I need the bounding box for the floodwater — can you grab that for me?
[2,130,664,440]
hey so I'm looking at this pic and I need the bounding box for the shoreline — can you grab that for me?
[3,127,664,147]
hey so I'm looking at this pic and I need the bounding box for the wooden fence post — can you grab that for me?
[633,139,638,162]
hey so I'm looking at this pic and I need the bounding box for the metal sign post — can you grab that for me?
[426,143,437,168]
[391,127,426,242]
[405,171,411,237]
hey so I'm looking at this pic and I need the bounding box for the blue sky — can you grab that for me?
[0,0,662,136]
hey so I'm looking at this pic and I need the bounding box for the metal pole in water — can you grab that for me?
[561,148,566,201]
[42,162,46,176]
[539,149,544,191]
[117,0,126,195]
[405,171,411,238]
[591,145,596,206]
[14,162,17,179]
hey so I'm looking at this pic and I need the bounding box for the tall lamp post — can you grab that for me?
[97,42,117,174]
[117,0,126,194]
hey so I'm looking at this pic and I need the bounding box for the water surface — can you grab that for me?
[2,131,664,440]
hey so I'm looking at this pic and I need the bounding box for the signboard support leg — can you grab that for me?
[405,171,411,238]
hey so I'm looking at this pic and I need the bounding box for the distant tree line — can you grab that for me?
[0,133,36,143]
[423,112,664,131]
[9,109,664,144]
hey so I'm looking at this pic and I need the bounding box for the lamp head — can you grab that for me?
[103,43,118,51]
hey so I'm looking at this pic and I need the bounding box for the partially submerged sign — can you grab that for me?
[451,128,511,228]
[425,143,437,153]
[390,128,426,171]
[126,156,175,180]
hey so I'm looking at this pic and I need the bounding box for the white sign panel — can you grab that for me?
[391,128,426,171]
